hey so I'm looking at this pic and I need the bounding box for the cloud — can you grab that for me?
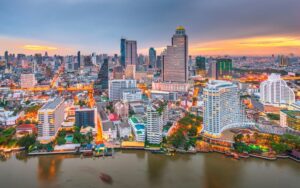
[23,45,58,51]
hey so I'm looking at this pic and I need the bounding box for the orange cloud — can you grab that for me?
[23,45,58,51]
[190,36,300,55]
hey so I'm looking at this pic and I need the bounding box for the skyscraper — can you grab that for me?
[162,26,188,83]
[77,51,81,69]
[125,40,137,66]
[149,47,156,68]
[195,56,206,76]
[4,51,9,70]
[209,58,233,80]
[98,58,109,90]
[120,38,126,67]
[279,55,289,67]
[203,80,245,136]
[260,74,295,106]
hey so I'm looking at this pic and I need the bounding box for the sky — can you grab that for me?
[0,0,300,56]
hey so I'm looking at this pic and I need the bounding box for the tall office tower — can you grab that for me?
[91,52,97,65]
[156,56,162,69]
[209,58,233,80]
[146,100,168,144]
[120,38,126,67]
[109,79,137,100]
[98,58,109,89]
[279,55,289,67]
[4,51,9,70]
[37,97,65,142]
[149,47,157,68]
[75,107,97,128]
[20,73,37,88]
[203,80,244,136]
[125,40,137,66]
[125,64,136,79]
[162,26,188,83]
[77,51,81,69]
[260,74,295,106]
[216,58,233,77]
[195,56,206,76]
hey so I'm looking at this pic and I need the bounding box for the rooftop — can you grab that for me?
[40,97,64,110]
[281,110,300,119]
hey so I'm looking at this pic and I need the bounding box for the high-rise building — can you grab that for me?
[146,100,168,144]
[195,56,206,70]
[162,26,188,83]
[4,51,9,70]
[120,38,126,67]
[279,55,289,67]
[149,47,156,68]
[75,108,97,128]
[203,80,245,136]
[20,73,37,88]
[37,97,65,142]
[109,79,137,100]
[210,58,233,80]
[156,55,162,69]
[77,51,81,69]
[260,74,295,106]
[125,40,137,66]
[98,58,109,89]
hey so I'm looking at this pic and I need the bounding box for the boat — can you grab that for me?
[151,150,165,154]
[83,151,93,157]
[99,173,113,184]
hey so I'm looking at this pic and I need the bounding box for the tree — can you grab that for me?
[56,137,66,145]
[17,135,36,149]
[168,131,185,148]
[234,134,244,142]
[24,119,31,124]
[188,126,198,137]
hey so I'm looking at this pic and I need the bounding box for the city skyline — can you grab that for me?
[0,0,300,56]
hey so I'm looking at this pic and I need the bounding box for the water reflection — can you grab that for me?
[202,154,242,188]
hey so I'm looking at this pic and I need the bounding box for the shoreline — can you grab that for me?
[15,148,299,163]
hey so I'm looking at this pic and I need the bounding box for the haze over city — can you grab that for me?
[1,0,300,55]
[0,1,300,188]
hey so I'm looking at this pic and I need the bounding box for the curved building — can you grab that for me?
[260,74,295,106]
[203,80,247,136]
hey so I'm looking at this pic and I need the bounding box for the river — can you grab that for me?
[0,151,299,188]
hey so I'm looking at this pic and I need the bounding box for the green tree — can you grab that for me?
[17,134,36,149]
[56,137,66,145]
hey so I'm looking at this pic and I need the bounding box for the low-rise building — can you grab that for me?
[117,122,131,139]
[280,110,300,131]
[102,121,117,141]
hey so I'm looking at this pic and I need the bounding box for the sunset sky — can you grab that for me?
[0,0,299,56]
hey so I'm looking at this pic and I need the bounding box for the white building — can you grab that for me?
[117,122,131,139]
[122,88,142,102]
[260,74,295,106]
[20,73,36,88]
[146,100,168,144]
[102,121,117,141]
[37,97,65,142]
[109,79,137,100]
[203,80,246,136]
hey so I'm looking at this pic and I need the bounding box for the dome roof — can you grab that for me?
[176,26,185,30]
